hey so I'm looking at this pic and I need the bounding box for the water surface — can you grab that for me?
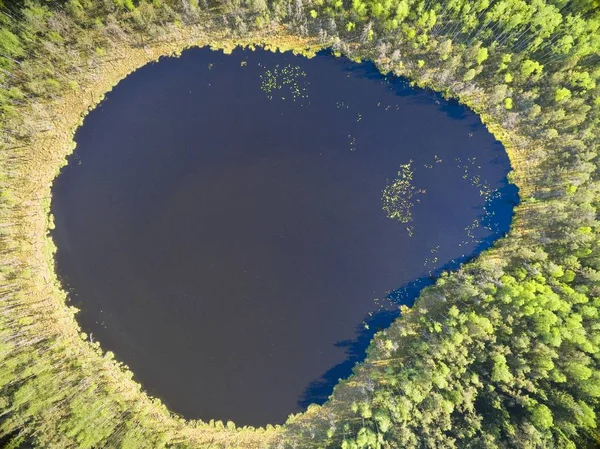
[52,48,517,426]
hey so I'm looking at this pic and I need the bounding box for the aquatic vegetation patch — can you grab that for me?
[381,161,426,234]
[259,63,309,102]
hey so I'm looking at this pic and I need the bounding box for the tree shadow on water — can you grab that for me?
[296,248,492,410]
[296,276,433,409]
[296,252,475,409]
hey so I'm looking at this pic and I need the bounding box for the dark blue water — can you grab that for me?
[51,48,517,426]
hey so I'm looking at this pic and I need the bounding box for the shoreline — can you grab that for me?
[2,20,533,449]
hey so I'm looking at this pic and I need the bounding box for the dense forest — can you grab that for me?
[1,0,600,448]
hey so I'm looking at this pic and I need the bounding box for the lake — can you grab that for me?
[51,47,517,426]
